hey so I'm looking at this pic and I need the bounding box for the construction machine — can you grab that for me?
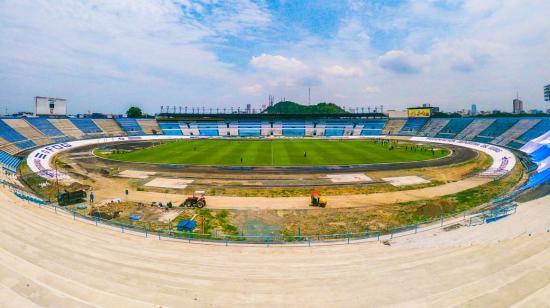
[310,190,327,208]
[182,190,206,208]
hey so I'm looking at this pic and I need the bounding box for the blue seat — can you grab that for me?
[69,118,102,134]
[399,118,429,136]
[473,118,519,143]
[282,120,305,136]
[197,121,219,136]
[435,118,474,139]
[26,118,65,138]
[115,118,143,135]
[0,119,36,150]
[158,121,182,135]
[238,120,261,136]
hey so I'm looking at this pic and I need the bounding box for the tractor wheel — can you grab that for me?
[183,200,192,207]
[196,200,206,208]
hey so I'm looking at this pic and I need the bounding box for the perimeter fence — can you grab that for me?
[2,176,519,246]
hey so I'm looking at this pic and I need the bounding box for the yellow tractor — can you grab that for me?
[310,190,327,208]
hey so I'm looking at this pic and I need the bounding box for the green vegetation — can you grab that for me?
[126,106,144,118]
[97,139,448,166]
[262,101,347,114]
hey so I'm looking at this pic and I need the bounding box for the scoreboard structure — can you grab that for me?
[34,96,67,116]
[407,107,432,118]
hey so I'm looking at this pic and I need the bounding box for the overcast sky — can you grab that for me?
[1,0,549,114]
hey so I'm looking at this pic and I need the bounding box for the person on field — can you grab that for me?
[304,151,307,158]
[89,191,94,204]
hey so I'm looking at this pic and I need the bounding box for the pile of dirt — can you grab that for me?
[89,201,134,220]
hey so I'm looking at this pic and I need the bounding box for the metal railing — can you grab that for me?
[4,181,511,247]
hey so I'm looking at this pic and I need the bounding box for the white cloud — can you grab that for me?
[362,85,381,94]
[378,50,429,74]
[240,84,263,95]
[323,65,363,78]
[250,54,308,72]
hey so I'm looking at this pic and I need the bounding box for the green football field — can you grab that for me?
[99,139,449,166]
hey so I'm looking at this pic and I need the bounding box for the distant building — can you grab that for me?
[545,84,550,102]
[471,104,477,116]
[513,98,524,114]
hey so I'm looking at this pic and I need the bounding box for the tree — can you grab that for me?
[126,106,143,118]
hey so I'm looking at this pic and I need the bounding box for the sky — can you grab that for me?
[1,0,549,114]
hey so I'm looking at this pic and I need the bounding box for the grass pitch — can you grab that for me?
[99,139,448,166]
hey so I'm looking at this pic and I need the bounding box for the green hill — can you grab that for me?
[262,101,347,114]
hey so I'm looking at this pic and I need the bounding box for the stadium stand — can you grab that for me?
[399,118,429,136]
[115,118,143,135]
[472,118,519,144]
[69,118,103,134]
[324,120,348,136]
[238,120,261,136]
[136,119,162,135]
[360,119,386,136]
[157,121,182,135]
[417,119,450,137]
[455,118,495,140]
[494,119,540,146]
[0,150,21,173]
[93,119,125,136]
[196,121,219,136]
[282,120,306,137]
[350,123,364,136]
[435,118,474,139]
[218,121,239,136]
[49,119,85,139]
[2,118,50,146]
[381,119,406,135]
[179,121,200,136]
[507,119,550,149]
[0,137,22,155]
[519,132,550,189]
[25,118,70,142]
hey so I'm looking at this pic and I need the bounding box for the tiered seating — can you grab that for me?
[435,118,474,139]
[49,119,85,139]
[218,121,238,136]
[324,121,347,136]
[381,119,406,135]
[417,119,450,137]
[455,119,495,140]
[2,118,50,146]
[115,118,143,135]
[494,119,541,146]
[69,118,103,134]
[25,118,70,142]
[399,118,429,136]
[507,119,550,149]
[93,119,125,136]
[137,119,162,135]
[0,150,21,173]
[158,121,182,135]
[196,121,219,136]
[351,123,364,136]
[473,118,519,143]
[179,121,200,136]
[238,120,261,136]
[360,119,387,136]
[0,137,22,155]
[282,120,305,137]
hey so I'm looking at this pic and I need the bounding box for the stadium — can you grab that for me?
[1,106,549,305]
